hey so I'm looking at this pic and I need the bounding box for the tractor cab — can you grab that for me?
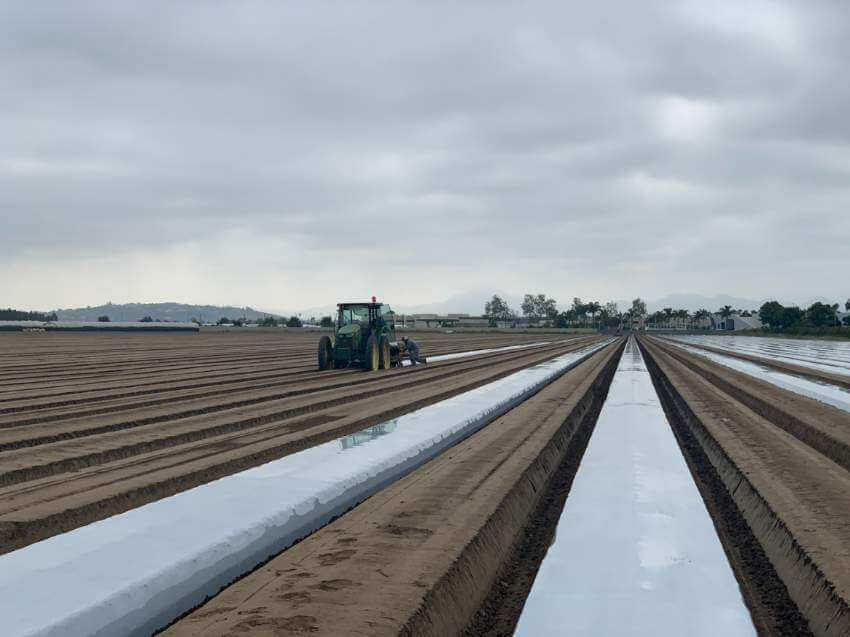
[317,300,401,371]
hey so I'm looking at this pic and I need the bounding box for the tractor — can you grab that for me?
[317,299,403,371]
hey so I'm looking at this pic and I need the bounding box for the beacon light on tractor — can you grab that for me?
[317,297,403,371]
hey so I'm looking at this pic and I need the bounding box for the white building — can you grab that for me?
[716,314,762,331]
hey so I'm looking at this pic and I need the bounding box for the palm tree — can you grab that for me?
[662,307,673,329]
[718,305,734,330]
[693,308,710,329]
[598,305,611,329]
[586,301,601,329]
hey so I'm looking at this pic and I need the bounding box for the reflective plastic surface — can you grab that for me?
[516,338,754,636]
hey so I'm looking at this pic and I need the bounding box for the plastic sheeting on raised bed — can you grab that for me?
[515,337,754,636]
[400,338,573,365]
[665,334,850,376]
[666,340,850,413]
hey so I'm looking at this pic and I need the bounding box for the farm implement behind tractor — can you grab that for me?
[317,299,403,371]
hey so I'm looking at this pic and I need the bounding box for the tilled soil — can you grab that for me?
[0,330,597,553]
[13,330,849,636]
[162,340,624,636]
[640,336,850,637]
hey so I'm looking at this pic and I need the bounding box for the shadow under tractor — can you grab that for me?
[317,301,404,371]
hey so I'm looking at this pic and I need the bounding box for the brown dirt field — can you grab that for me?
[0,330,600,553]
[162,339,624,637]
[15,329,848,635]
[640,336,850,637]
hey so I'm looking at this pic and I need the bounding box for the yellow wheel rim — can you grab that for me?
[381,341,390,369]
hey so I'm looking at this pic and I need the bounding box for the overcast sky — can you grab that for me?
[2,1,849,312]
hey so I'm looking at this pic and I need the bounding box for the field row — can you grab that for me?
[166,334,850,636]
[0,331,600,553]
[640,336,850,636]
[4,330,849,635]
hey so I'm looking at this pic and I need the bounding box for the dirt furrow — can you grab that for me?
[640,336,850,637]
[0,340,593,486]
[0,341,559,419]
[0,340,593,456]
[648,337,850,474]
[0,334,535,394]
[0,337,600,552]
[161,340,622,637]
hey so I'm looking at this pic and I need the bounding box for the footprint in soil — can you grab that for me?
[316,549,356,566]
[336,537,358,545]
[381,523,433,539]
[277,591,312,606]
[231,614,319,634]
[193,605,236,619]
[314,578,357,592]
[395,510,428,519]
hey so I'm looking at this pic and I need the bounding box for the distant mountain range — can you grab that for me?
[55,302,283,323]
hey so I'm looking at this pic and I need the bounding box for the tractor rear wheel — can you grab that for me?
[317,335,333,371]
[379,335,391,369]
[365,334,380,371]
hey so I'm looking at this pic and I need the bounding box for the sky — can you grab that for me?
[2,1,849,313]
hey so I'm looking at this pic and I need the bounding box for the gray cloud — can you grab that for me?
[2,0,849,310]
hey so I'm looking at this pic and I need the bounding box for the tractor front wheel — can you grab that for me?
[317,335,333,371]
[379,335,391,369]
[365,334,380,371]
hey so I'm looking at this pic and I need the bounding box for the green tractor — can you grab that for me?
[317,300,403,371]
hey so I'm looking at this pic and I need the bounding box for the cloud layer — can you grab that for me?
[3,1,849,311]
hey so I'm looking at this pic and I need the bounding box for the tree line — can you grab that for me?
[485,294,650,329]
[758,300,850,330]
[484,295,850,332]
[0,308,58,321]
[219,315,307,328]
[223,315,338,328]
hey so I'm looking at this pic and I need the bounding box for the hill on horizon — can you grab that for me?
[55,302,283,323]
